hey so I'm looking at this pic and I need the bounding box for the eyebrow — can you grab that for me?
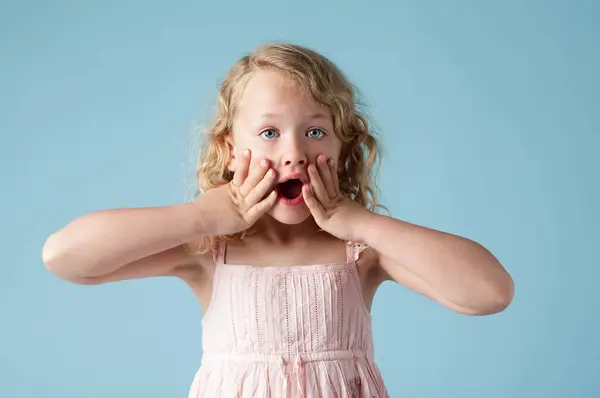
[260,112,329,121]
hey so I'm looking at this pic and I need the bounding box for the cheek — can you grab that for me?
[235,143,274,169]
[314,146,342,164]
[249,148,273,166]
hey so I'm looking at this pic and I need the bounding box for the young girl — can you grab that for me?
[42,43,514,397]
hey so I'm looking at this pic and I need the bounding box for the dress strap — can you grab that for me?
[212,239,226,264]
[346,241,368,263]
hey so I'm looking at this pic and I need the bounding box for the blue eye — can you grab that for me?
[260,129,279,139]
[306,128,325,139]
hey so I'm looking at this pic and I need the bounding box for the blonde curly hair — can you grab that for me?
[187,42,387,254]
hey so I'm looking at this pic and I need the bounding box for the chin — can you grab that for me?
[268,201,312,225]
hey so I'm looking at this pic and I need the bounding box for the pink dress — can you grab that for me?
[188,240,389,397]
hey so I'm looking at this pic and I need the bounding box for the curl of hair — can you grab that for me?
[186,43,388,254]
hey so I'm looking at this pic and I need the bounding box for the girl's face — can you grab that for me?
[229,68,343,225]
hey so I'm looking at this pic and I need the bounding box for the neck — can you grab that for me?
[253,215,322,245]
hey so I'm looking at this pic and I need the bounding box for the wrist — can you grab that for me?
[190,198,214,237]
[351,208,381,244]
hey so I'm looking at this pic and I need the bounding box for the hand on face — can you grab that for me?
[222,149,368,239]
[204,149,278,236]
[303,154,370,242]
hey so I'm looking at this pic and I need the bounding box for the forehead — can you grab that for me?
[234,69,332,123]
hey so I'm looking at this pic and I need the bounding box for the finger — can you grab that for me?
[308,164,329,203]
[246,190,278,223]
[232,149,250,187]
[302,184,328,222]
[329,159,340,195]
[240,158,270,196]
[244,168,277,206]
[317,155,336,198]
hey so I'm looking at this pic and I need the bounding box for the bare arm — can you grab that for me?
[42,202,211,284]
[356,213,514,316]
[42,151,280,285]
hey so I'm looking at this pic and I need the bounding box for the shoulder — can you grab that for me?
[349,241,384,281]
[348,241,375,265]
[170,240,217,283]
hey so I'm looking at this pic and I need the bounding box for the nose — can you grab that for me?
[282,137,307,167]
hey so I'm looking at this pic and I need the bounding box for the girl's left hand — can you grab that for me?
[303,154,371,243]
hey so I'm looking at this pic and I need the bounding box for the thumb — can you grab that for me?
[302,184,327,222]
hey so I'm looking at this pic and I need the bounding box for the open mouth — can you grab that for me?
[277,179,303,200]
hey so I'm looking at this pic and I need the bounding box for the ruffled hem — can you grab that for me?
[187,358,388,398]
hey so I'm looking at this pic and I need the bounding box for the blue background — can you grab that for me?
[2,1,598,397]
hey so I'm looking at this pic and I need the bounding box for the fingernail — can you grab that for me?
[243,149,249,157]
[261,159,268,167]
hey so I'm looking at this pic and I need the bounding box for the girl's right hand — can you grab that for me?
[200,149,278,236]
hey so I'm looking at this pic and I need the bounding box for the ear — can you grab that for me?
[225,134,237,172]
